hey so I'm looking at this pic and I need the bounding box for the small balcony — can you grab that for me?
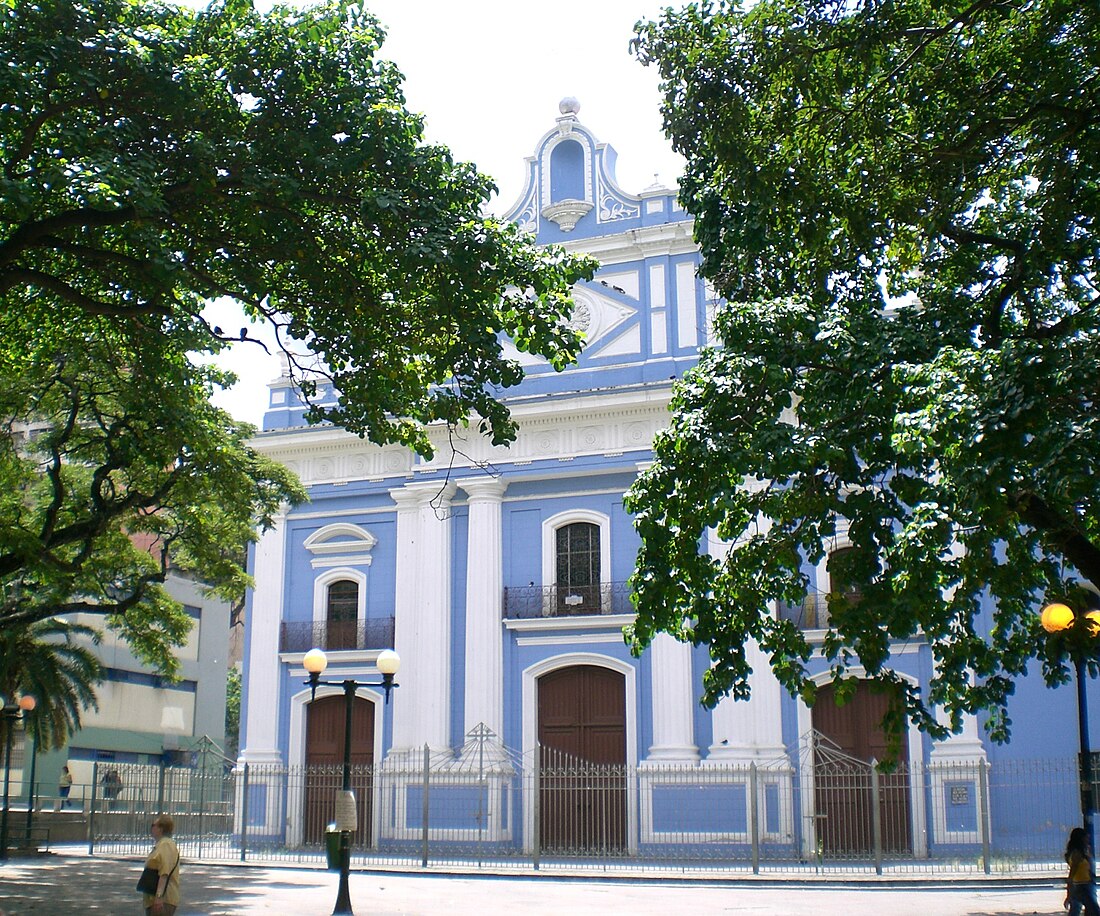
[502,582,634,620]
[279,616,396,653]
[777,593,831,630]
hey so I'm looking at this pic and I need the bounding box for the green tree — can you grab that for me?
[1,0,592,666]
[224,664,241,759]
[0,618,102,750]
[628,0,1100,740]
[0,0,592,452]
[0,328,304,673]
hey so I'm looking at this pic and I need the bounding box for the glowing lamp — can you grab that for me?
[303,648,328,676]
[1087,610,1100,636]
[1041,602,1075,634]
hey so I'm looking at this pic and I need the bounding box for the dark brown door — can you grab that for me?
[537,665,626,852]
[813,681,911,856]
[305,695,374,846]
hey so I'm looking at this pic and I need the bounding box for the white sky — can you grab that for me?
[190,0,685,426]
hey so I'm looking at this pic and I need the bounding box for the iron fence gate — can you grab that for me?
[77,739,1081,876]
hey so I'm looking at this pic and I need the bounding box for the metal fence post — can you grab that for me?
[750,762,760,875]
[87,762,99,855]
[197,755,207,861]
[157,759,166,816]
[239,763,249,862]
[532,747,540,871]
[421,744,430,868]
[979,761,991,875]
[870,760,883,876]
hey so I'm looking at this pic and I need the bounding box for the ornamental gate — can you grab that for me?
[811,681,912,856]
[537,665,627,853]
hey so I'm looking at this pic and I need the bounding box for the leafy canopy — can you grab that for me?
[629,0,1100,740]
[0,0,593,454]
[0,0,592,697]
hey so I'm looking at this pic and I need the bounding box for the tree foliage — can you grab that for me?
[0,618,103,750]
[0,0,592,687]
[629,0,1100,739]
[0,0,593,453]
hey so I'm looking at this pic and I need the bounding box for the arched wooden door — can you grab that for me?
[305,695,375,846]
[537,665,626,853]
[813,681,911,856]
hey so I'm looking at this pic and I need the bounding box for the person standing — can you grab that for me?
[142,814,180,915]
[1065,827,1100,916]
[58,766,72,809]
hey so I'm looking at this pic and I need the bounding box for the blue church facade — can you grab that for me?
[238,100,1097,864]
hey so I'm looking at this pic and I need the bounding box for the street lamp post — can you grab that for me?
[1041,601,1100,855]
[0,694,36,861]
[303,647,400,916]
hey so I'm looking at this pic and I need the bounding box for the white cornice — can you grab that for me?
[560,221,697,265]
[252,388,675,487]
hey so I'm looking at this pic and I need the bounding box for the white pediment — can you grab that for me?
[568,287,636,349]
[302,523,377,568]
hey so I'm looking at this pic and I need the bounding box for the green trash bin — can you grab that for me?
[325,825,341,871]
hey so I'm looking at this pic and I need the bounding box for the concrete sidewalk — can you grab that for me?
[0,852,1070,915]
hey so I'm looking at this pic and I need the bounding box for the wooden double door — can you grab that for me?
[812,681,912,856]
[304,695,375,846]
[537,665,627,853]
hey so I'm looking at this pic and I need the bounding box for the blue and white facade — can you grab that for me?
[239,101,1099,861]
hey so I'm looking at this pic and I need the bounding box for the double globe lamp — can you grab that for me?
[302,647,399,916]
[1041,601,1100,853]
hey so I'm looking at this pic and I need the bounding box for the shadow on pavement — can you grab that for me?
[0,854,287,915]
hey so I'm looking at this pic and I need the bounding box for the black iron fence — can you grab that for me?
[81,743,1080,876]
[502,582,633,620]
[279,617,395,653]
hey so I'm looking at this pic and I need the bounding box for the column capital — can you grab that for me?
[457,476,508,502]
[389,480,457,508]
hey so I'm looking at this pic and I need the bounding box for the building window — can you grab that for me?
[555,522,601,615]
[827,546,864,606]
[326,579,359,649]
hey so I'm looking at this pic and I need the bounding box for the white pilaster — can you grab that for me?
[458,477,508,754]
[240,509,289,767]
[706,637,786,763]
[389,481,455,756]
[645,633,699,763]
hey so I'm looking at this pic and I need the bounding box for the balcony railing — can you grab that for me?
[279,617,395,653]
[502,582,634,620]
[777,593,831,630]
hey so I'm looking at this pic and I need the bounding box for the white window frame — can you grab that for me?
[542,509,612,614]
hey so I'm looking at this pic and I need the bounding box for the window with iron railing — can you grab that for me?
[279,616,395,653]
[502,581,634,620]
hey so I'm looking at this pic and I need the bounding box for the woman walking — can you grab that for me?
[1066,827,1100,916]
[142,814,181,915]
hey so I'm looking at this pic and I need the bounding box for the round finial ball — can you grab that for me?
[1040,602,1074,633]
[559,96,580,116]
[303,647,328,675]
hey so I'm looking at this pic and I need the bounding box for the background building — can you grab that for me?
[24,570,231,811]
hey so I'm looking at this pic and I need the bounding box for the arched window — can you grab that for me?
[555,522,601,615]
[326,579,359,650]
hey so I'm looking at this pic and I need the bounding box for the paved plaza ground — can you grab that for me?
[0,851,1071,915]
